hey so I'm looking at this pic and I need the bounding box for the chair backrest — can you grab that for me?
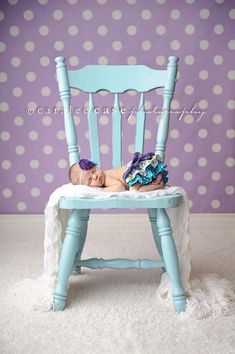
[55,56,178,168]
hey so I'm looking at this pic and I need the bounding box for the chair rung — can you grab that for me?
[77,258,165,270]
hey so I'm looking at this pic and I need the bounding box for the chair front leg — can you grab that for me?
[157,208,187,313]
[148,208,165,272]
[72,209,90,275]
[53,209,83,311]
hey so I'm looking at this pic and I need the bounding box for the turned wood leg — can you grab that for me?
[53,209,83,311]
[147,208,165,272]
[157,208,186,313]
[72,209,90,275]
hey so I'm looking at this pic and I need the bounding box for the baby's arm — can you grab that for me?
[103,184,126,192]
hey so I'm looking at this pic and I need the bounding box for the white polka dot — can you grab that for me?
[0,102,9,112]
[213,85,223,95]
[225,157,235,167]
[141,9,152,20]
[98,56,108,64]
[57,159,67,168]
[225,186,234,195]
[44,173,54,183]
[189,199,193,209]
[128,115,136,125]
[14,116,24,126]
[227,100,235,109]
[211,143,221,152]
[97,0,107,3]
[184,114,194,124]
[214,24,224,35]
[155,25,166,35]
[185,55,195,65]
[27,101,37,110]
[1,160,11,169]
[0,72,7,82]
[43,145,53,154]
[126,25,137,35]
[83,41,93,51]
[156,0,166,3]
[11,57,21,67]
[0,42,6,52]
[199,40,209,50]
[2,188,12,198]
[211,171,221,181]
[197,157,207,167]
[24,41,35,51]
[100,144,109,154]
[83,9,93,20]
[198,100,208,109]
[128,144,135,153]
[184,143,193,152]
[26,72,36,82]
[41,86,51,96]
[53,9,64,20]
[112,41,122,51]
[170,157,179,167]
[171,9,181,20]
[68,25,79,36]
[156,56,166,65]
[99,115,109,125]
[145,129,151,139]
[40,56,50,66]
[184,85,194,95]
[126,0,136,4]
[38,25,49,36]
[57,130,66,139]
[15,145,25,155]
[185,24,195,35]
[31,187,40,197]
[211,199,220,209]
[127,56,137,64]
[54,41,64,51]
[227,70,235,80]
[214,0,224,3]
[9,25,20,36]
[199,70,208,80]
[200,9,210,19]
[1,131,10,141]
[184,171,193,181]
[229,9,235,19]
[197,185,207,195]
[226,129,235,139]
[170,129,180,139]
[97,25,108,36]
[23,10,34,20]
[198,128,208,138]
[16,174,26,183]
[0,11,4,21]
[69,56,79,66]
[30,159,39,169]
[12,87,22,97]
[67,0,77,4]
[213,55,223,65]
[28,131,38,140]
[170,40,181,50]
[228,40,235,50]
[112,9,122,20]
[38,0,48,4]
[141,40,151,51]
[8,0,18,5]
[17,202,27,212]
[42,116,52,126]
[212,114,222,124]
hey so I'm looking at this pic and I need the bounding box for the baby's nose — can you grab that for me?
[93,173,98,180]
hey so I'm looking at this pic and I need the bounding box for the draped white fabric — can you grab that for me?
[35,184,235,318]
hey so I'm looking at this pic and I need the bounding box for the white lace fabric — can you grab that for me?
[37,183,235,318]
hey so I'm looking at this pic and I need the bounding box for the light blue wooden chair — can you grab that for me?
[53,56,186,313]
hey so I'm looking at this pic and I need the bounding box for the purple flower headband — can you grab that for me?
[78,159,97,185]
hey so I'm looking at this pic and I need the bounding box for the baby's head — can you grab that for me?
[69,159,105,187]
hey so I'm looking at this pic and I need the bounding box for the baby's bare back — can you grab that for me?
[104,165,128,189]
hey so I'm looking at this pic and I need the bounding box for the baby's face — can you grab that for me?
[70,164,105,187]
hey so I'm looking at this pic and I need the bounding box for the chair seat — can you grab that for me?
[58,193,183,209]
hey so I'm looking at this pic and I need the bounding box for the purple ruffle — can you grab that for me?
[123,152,155,180]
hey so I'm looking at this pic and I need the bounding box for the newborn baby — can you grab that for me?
[69,152,168,192]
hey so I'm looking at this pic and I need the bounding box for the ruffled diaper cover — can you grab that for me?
[123,152,168,186]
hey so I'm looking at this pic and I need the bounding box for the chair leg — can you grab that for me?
[53,209,83,311]
[157,208,187,313]
[148,208,165,272]
[72,209,90,275]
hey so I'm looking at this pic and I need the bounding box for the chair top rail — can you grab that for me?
[67,65,167,93]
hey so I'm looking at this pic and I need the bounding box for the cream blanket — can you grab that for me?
[36,183,235,319]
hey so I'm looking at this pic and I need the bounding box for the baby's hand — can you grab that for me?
[150,173,162,185]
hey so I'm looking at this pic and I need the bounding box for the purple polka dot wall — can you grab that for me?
[0,0,234,213]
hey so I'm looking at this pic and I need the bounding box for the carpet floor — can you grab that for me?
[0,216,235,354]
